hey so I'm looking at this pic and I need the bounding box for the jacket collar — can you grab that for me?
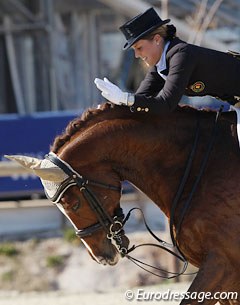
[156,41,170,74]
[166,37,186,56]
[158,37,186,76]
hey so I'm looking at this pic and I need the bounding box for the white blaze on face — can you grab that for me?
[55,201,103,264]
[81,239,103,264]
[55,203,102,263]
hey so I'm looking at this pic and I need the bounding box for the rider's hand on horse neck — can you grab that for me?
[94,77,134,106]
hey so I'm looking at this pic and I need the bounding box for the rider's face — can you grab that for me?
[132,35,164,67]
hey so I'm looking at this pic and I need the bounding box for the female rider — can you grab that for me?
[94,7,240,114]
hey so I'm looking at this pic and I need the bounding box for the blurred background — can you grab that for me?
[0,0,239,303]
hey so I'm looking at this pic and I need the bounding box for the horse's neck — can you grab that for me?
[107,116,195,217]
[66,109,204,217]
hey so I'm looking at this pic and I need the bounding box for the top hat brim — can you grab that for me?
[123,19,170,50]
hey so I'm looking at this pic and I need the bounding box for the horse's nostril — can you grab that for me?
[98,257,108,265]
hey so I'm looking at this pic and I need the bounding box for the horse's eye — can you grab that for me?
[71,200,81,212]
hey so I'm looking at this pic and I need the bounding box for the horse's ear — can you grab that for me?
[4,155,66,182]
[5,155,42,169]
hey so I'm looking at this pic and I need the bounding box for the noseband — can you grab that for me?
[45,153,128,255]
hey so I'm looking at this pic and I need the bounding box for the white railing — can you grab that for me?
[0,161,31,177]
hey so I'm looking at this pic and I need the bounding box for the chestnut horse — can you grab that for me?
[6,103,240,304]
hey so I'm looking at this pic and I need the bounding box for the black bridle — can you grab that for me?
[45,152,128,256]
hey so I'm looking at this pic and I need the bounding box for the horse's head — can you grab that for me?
[5,105,134,265]
[6,151,129,265]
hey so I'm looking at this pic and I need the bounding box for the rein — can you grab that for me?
[170,106,223,249]
[122,207,189,279]
[125,106,223,279]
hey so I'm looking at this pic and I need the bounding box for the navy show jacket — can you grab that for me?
[132,37,240,114]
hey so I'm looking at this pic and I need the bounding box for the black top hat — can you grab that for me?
[119,8,170,50]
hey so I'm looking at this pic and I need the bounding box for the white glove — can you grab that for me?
[94,77,132,106]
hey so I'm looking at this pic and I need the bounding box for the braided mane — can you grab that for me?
[51,103,134,153]
[51,102,216,154]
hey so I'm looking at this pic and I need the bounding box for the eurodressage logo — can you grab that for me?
[190,81,205,93]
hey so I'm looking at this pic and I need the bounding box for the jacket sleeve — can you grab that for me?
[131,45,193,114]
